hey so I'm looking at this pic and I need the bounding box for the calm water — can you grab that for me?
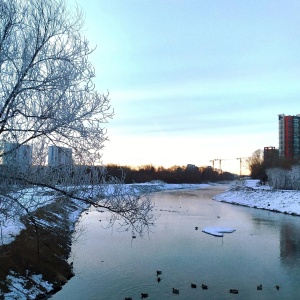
[51,186,300,300]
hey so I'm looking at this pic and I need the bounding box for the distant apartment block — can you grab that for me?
[263,146,279,168]
[278,114,300,158]
[48,145,73,167]
[2,142,32,167]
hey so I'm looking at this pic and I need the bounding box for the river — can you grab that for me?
[51,185,300,299]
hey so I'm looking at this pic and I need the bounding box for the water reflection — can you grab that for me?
[252,216,278,228]
[252,211,300,271]
[280,222,300,267]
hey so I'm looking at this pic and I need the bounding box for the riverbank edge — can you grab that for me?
[212,183,300,217]
[215,198,300,216]
[0,198,89,299]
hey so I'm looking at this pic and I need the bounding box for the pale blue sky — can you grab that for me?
[73,0,300,174]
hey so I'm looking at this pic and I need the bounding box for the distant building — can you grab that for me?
[186,164,197,170]
[278,114,300,158]
[263,146,279,168]
[48,146,73,167]
[2,142,32,168]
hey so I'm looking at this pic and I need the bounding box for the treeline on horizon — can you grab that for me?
[105,164,236,184]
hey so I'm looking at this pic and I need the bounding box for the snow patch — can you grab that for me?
[4,271,53,300]
[0,219,25,245]
[213,180,300,215]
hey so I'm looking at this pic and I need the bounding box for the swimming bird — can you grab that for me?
[257,284,262,290]
[201,284,208,290]
[229,289,239,294]
[157,277,161,283]
[125,298,132,300]
[191,283,197,288]
[172,288,179,294]
[156,270,162,276]
[275,285,280,290]
[141,293,148,298]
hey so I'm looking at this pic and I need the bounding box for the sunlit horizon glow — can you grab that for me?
[73,0,300,175]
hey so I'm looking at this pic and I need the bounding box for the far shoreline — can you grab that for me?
[212,180,300,217]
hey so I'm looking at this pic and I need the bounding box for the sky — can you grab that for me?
[73,0,300,174]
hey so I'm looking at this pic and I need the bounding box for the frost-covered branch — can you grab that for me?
[267,165,300,190]
[0,0,154,239]
[0,166,155,237]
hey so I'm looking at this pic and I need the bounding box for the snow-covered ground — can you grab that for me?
[213,179,300,216]
[0,188,56,245]
[4,272,53,300]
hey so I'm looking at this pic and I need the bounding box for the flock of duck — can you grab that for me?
[124,271,280,299]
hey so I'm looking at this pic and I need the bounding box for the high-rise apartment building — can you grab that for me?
[48,145,73,167]
[278,114,300,158]
[2,142,32,167]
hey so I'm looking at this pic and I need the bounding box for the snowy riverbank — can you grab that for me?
[0,198,88,300]
[213,179,300,216]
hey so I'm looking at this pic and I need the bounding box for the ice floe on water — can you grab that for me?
[202,227,236,237]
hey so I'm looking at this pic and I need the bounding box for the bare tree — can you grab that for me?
[0,0,154,239]
[246,149,267,182]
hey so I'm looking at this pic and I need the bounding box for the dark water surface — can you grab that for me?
[51,186,300,299]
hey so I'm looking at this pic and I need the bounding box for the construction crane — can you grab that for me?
[236,157,248,176]
[213,158,231,173]
[214,159,222,172]
[210,157,249,174]
[211,158,237,173]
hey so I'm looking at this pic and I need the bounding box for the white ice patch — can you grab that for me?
[202,227,236,237]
